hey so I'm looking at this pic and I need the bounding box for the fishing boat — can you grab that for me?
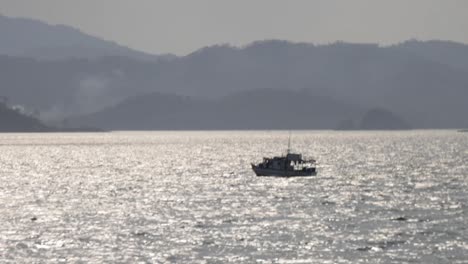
[251,132,317,177]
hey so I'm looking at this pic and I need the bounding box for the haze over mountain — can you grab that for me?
[0,14,160,60]
[1,15,468,130]
[0,99,49,132]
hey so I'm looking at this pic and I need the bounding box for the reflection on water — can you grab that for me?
[0,131,467,263]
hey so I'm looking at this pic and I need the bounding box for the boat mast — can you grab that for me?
[287,130,291,154]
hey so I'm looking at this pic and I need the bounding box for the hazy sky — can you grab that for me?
[1,0,467,55]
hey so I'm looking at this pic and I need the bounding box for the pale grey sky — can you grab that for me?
[1,0,467,55]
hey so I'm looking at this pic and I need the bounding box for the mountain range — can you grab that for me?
[1,14,467,130]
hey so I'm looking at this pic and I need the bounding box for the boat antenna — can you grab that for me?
[287,130,291,154]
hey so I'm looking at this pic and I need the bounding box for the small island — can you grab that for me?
[360,108,411,130]
[336,108,411,130]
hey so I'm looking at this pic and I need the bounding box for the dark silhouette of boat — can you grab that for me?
[251,132,317,177]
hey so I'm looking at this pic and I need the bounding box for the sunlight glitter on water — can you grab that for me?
[0,130,467,263]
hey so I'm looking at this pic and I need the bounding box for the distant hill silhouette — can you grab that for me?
[0,14,160,60]
[1,18,468,129]
[71,90,361,130]
[359,108,410,130]
[72,91,415,130]
[336,108,410,130]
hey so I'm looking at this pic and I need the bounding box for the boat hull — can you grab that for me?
[251,164,317,177]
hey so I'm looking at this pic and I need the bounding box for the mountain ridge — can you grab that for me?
[0,14,163,60]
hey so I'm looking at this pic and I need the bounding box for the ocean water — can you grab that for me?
[0,130,467,263]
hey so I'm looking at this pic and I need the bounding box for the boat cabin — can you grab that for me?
[259,153,315,171]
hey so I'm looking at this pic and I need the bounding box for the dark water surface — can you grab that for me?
[0,131,467,263]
